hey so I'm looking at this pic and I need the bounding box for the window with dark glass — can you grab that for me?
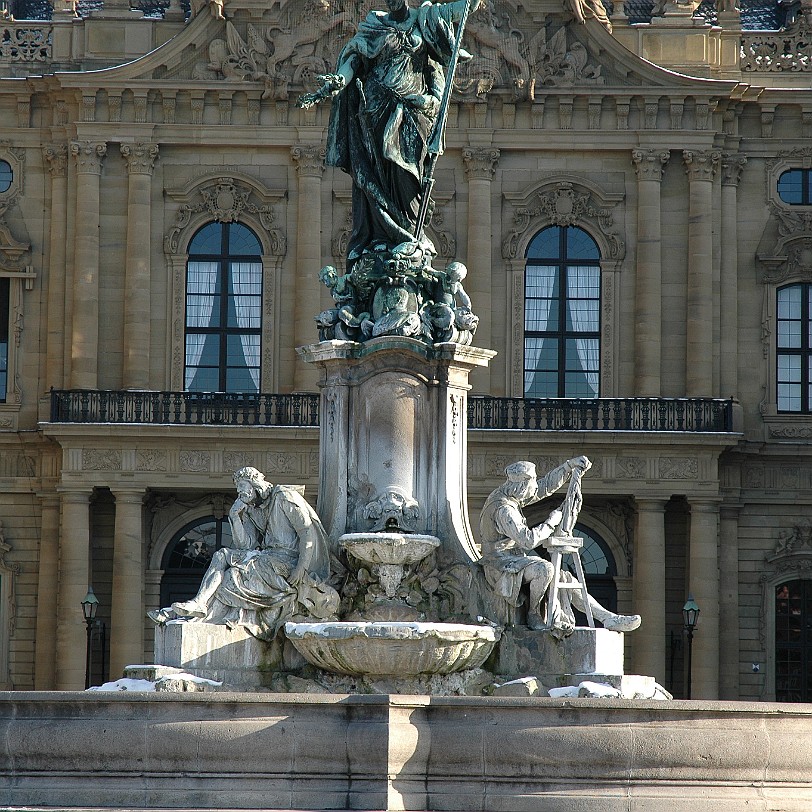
[776,283,812,413]
[778,169,812,205]
[0,161,11,194]
[159,516,232,607]
[524,225,601,398]
[0,277,8,403]
[185,222,263,392]
[775,579,812,702]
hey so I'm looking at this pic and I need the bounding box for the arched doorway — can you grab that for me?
[775,578,812,702]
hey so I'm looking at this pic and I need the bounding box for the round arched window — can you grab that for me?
[0,161,12,194]
[159,516,232,606]
[185,221,263,393]
[524,225,601,398]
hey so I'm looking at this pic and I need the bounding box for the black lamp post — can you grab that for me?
[682,595,700,699]
[81,587,99,690]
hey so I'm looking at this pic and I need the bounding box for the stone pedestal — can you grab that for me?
[491,627,624,680]
[154,622,305,689]
[299,337,495,564]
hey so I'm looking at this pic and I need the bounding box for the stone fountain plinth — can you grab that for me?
[298,337,495,564]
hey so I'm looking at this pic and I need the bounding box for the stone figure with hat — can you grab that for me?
[479,457,641,637]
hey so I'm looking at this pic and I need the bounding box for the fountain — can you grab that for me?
[285,530,500,677]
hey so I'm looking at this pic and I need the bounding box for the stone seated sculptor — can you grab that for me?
[479,458,641,637]
[149,467,339,640]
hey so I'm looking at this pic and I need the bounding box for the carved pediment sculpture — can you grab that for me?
[164,174,286,256]
[502,178,625,262]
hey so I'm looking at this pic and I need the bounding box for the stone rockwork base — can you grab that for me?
[1,692,810,812]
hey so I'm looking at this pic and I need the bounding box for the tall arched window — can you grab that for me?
[775,579,812,702]
[777,283,812,413]
[524,225,601,398]
[159,516,232,607]
[185,222,263,392]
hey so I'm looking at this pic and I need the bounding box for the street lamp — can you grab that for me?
[682,595,700,699]
[81,587,99,690]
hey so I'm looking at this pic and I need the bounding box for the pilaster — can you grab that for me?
[291,144,325,393]
[632,149,669,396]
[69,141,107,390]
[110,488,146,678]
[33,493,60,689]
[463,146,499,392]
[121,143,158,389]
[55,488,92,690]
[683,150,720,397]
[43,144,68,392]
[688,499,720,700]
[631,497,668,684]
[718,502,740,700]
[720,154,746,400]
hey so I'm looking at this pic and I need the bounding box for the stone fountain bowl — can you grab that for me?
[284,621,501,677]
[340,532,440,566]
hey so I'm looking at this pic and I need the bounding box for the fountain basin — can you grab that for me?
[284,621,500,677]
[340,532,440,565]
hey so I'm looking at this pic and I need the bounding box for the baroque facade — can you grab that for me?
[1,0,811,701]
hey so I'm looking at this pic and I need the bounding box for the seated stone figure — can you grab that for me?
[479,458,641,637]
[150,467,339,639]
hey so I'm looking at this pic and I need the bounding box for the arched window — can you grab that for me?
[524,225,601,398]
[775,579,812,702]
[567,524,617,615]
[185,222,263,393]
[0,161,11,194]
[776,283,812,413]
[159,516,232,607]
[0,277,8,402]
[777,169,812,206]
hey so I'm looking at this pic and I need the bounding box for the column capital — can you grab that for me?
[43,143,68,178]
[632,148,669,181]
[462,146,500,180]
[682,149,721,182]
[291,144,325,176]
[689,498,721,513]
[57,487,92,504]
[634,496,669,512]
[721,153,747,187]
[111,488,146,504]
[120,142,159,175]
[70,141,107,175]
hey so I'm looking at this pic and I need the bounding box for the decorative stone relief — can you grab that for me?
[502,178,625,262]
[741,15,812,73]
[616,457,646,479]
[179,451,211,472]
[658,457,698,480]
[136,450,168,472]
[759,521,812,649]
[363,489,420,533]
[120,143,159,175]
[81,449,122,471]
[223,451,259,472]
[164,175,286,255]
[0,24,51,61]
[264,452,298,474]
[0,142,29,271]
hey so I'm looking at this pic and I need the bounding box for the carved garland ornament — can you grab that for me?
[164,177,286,256]
[502,180,625,260]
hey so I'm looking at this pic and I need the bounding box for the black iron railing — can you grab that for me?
[467,396,736,432]
[49,391,737,432]
[49,389,319,427]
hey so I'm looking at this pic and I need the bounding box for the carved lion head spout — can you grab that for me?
[363,488,420,533]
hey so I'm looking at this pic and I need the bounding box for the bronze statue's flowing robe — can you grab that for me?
[326,4,460,269]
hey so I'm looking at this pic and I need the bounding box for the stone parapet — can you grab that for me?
[0,693,810,811]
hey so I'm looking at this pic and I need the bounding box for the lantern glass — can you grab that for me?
[81,588,99,622]
[682,596,700,630]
